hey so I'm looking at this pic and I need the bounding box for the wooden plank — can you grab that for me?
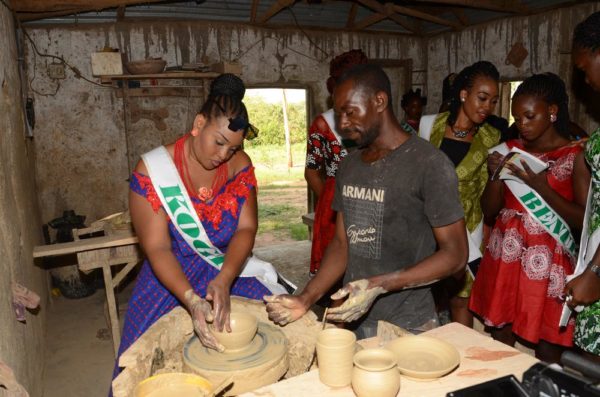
[345,2,358,28]
[250,0,260,23]
[115,87,204,98]
[13,0,164,13]
[102,71,220,81]
[103,265,121,355]
[353,10,390,30]
[33,232,138,258]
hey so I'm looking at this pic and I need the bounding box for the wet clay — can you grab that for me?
[464,346,520,362]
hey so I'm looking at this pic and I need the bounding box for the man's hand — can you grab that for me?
[206,279,231,332]
[326,279,386,322]
[565,269,600,308]
[184,289,225,352]
[264,294,309,326]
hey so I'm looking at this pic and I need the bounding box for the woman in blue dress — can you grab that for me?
[113,74,271,383]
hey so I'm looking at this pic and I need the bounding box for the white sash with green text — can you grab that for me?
[141,146,289,295]
[493,143,578,259]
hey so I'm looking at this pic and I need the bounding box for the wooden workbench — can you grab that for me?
[241,322,539,397]
[33,223,142,355]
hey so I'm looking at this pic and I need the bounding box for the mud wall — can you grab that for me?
[24,22,424,224]
[426,2,600,132]
[0,6,46,397]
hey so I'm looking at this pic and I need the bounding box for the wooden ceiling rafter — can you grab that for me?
[346,2,358,28]
[250,0,260,23]
[390,4,461,29]
[255,0,296,25]
[356,0,419,34]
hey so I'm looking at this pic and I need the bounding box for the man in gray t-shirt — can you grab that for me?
[266,64,467,337]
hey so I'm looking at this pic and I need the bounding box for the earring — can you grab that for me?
[461,97,465,102]
[550,114,557,122]
[190,129,199,137]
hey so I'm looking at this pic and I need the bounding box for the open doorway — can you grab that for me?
[244,88,309,247]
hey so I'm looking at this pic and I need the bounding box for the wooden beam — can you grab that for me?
[391,4,461,29]
[410,0,528,14]
[256,0,295,25]
[353,10,389,30]
[451,8,468,26]
[250,0,260,23]
[346,2,358,29]
[356,0,418,34]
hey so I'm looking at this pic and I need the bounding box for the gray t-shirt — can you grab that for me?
[332,135,464,330]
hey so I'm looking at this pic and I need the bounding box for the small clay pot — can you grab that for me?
[210,312,258,352]
[352,348,400,397]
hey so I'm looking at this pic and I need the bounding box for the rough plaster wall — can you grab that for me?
[426,2,600,133]
[0,7,46,397]
[25,22,425,223]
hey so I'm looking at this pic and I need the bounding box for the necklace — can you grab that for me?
[451,124,478,139]
[176,135,228,202]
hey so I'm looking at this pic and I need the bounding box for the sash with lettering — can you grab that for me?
[491,143,578,260]
[559,182,596,326]
[141,146,291,295]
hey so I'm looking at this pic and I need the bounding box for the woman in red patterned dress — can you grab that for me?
[305,49,368,276]
[469,73,590,362]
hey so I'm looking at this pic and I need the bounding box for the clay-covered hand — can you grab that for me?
[206,279,231,333]
[565,269,600,308]
[184,289,225,352]
[264,294,308,326]
[327,279,386,322]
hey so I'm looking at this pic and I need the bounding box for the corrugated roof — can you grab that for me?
[22,0,584,36]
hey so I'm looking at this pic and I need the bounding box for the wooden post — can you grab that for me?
[281,89,293,169]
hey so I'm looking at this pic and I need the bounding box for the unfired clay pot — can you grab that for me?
[352,348,400,397]
[316,328,356,387]
[210,312,258,352]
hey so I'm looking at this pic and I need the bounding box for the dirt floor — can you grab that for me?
[41,240,311,397]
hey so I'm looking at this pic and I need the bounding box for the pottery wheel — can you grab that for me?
[183,322,288,395]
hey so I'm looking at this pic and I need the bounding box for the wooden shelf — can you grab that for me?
[100,71,220,84]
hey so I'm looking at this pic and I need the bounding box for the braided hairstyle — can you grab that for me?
[401,88,427,109]
[447,61,500,126]
[199,73,254,138]
[512,73,571,139]
[573,11,600,52]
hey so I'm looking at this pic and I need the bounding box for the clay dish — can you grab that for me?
[210,312,258,352]
[385,335,460,380]
[134,372,212,397]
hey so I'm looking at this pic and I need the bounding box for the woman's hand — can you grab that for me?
[564,269,600,308]
[487,151,505,179]
[184,289,225,352]
[506,161,549,193]
[264,294,309,326]
[206,278,232,333]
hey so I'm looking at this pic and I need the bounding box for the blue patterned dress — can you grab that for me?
[112,156,270,381]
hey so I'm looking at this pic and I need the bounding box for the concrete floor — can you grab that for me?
[42,240,312,397]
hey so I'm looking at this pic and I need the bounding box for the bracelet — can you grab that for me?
[590,263,600,278]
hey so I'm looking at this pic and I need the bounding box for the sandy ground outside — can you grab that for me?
[42,240,311,397]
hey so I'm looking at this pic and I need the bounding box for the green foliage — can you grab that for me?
[245,96,307,146]
[290,223,309,241]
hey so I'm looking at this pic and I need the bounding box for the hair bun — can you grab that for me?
[210,73,246,101]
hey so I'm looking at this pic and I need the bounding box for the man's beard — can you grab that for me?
[343,122,380,148]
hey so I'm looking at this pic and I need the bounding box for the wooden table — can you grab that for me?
[241,322,539,397]
[33,226,142,355]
